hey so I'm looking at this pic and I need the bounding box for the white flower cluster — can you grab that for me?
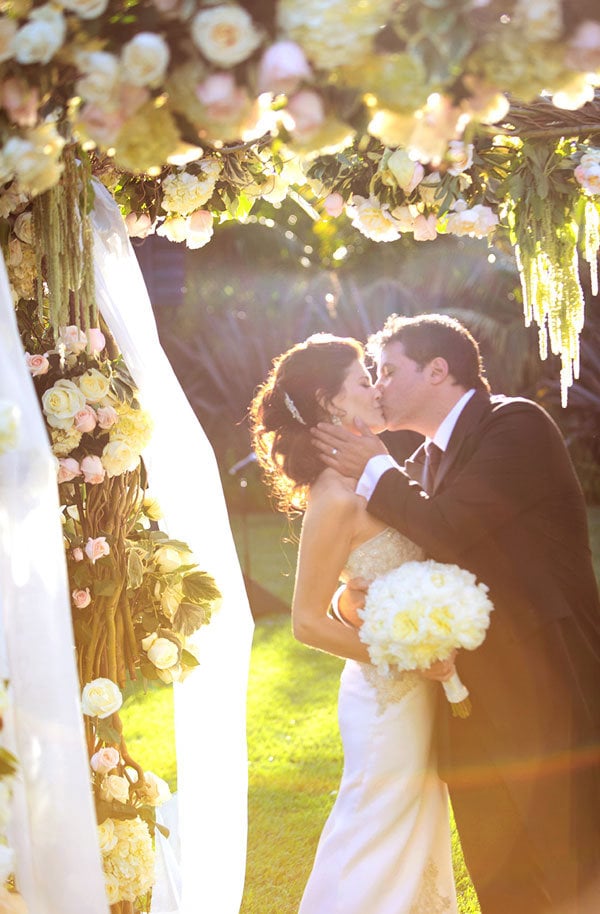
[98,816,155,905]
[35,327,152,478]
[359,559,494,675]
[277,0,396,70]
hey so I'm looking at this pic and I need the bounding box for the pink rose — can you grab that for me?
[413,213,438,241]
[78,103,126,146]
[80,454,106,485]
[96,405,118,429]
[74,405,97,434]
[25,352,49,376]
[323,192,344,218]
[257,41,312,96]
[57,458,82,483]
[90,746,120,774]
[0,77,39,128]
[125,212,154,239]
[196,72,248,123]
[85,536,110,564]
[72,546,84,562]
[189,209,213,233]
[287,90,325,140]
[72,588,91,609]
[86,328,106,354]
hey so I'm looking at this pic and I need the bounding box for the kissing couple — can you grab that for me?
[250,313,600,914]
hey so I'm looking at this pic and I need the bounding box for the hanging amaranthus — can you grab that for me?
[501,138,595,405]
[32,145,96,340]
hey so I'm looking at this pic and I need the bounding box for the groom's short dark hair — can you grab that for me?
[367,313,490,393]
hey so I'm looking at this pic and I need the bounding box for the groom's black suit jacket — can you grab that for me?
[367,391,600,882]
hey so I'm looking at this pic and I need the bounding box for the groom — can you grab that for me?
[312,313,600,914]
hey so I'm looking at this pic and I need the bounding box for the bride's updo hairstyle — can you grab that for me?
[250,334,363,512]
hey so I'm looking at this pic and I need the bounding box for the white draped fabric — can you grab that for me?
[0,255,109,914]
[90,182,254,914]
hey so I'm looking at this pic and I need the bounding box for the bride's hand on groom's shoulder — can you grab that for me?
[311,418,388,477]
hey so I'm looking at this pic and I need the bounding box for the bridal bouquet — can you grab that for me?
[358,560,494,717]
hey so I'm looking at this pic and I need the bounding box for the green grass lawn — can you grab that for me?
[121,506,600,914]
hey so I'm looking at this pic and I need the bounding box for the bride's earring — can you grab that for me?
[330,414,343,426]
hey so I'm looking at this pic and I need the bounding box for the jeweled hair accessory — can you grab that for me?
[283,392,306,426]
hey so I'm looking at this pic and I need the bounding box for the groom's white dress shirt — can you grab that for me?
[356,388,476,500]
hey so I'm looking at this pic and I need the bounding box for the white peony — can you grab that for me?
[81,678,123,718]
[121,32,170,87]
[191,4,262,68]
[446,202,498,238]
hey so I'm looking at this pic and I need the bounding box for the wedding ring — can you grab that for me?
[332,448,338,456]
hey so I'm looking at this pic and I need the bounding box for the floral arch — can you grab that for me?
[0,1,599,913]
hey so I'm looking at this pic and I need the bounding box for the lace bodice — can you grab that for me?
[341,527,425,711]
[341,527,424,583]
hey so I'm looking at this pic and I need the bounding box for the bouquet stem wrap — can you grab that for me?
[442,671,472,718]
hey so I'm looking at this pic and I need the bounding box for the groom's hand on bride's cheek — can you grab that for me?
[311,421,387,475]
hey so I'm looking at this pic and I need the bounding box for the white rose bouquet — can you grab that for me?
[358,560,494,717]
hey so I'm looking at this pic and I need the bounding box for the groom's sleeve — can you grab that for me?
[356,454,401,500]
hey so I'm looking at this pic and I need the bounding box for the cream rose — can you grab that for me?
[80,454,105,485]
[60,0,109,20]
[191,4,262,68]
[147,637,179,670]
[72,587,92,609]
[42,379,87,429]
[122,32,170,87]
[101,774,130,804]
[76,51,120,105]
[101,440,140,477]
[97,818,118,854]
[25,352,49,376]
[81,677,122,718]
[85,535,110,564]
[575,152,600,195]
[138,771,171,806]
[446,140,474,176]
[12,6,66,65]
[156,663,182,683]
[78,368,111,403]
[91,746,120,774]
[14,211,33,244]
[156,214,188,243]
[125,212,154,239]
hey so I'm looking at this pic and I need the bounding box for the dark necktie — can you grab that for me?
[423,442,443,494]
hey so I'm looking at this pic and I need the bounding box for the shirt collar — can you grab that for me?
[426,389,476,453]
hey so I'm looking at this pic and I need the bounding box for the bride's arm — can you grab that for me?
[291,491,371,663]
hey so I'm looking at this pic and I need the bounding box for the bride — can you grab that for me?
[250,334,458,914]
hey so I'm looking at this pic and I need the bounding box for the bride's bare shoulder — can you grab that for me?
[306,469,361,519]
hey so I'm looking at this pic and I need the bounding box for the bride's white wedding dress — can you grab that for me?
[299,527,458,914]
